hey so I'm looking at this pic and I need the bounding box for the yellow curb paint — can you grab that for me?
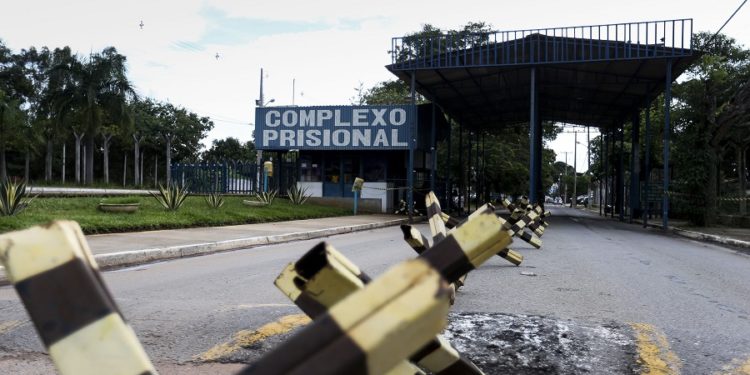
[0,320,23,335]
[196,314,311,362]
[715,356,750,375]
[631,323,681,375]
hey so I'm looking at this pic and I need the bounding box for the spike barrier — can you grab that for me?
[0,221,157,375]
[243,209,512,374]
[274,243,485,375]
[425,192,467,289]
[433,199,540,255]
[240,259,452,375]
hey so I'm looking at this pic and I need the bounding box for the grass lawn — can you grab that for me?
[0,196,351,235]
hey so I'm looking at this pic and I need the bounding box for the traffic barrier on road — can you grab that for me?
[425,192,467,290]
[0,221,156,375]
[241,258,452,375]
[274,243,485,375]
[434,208,524,266]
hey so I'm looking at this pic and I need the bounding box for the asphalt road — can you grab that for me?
[1,206,750,374]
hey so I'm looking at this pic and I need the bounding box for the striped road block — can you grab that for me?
[274,243,485,375]
[240,258,452,375]
[425,192,466,289]
[0,221,156,375]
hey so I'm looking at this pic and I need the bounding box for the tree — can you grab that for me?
[202,137,256,162]
[670,32,750,224]
[52,47,136,183]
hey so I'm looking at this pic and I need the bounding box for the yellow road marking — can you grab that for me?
[0,320,23,335]
[196,314,310,362]
[631,323,682,375]
[716,356,750,375]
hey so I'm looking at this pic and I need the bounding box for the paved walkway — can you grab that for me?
[85,214,402,255]
[0,215,407,283]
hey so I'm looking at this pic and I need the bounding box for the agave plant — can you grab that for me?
[287,185,310,205]
[204,191,225,209]
[0,179,35,216]
[255,190,278,206]
[150,183,189,211]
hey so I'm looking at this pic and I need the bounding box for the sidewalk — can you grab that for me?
[0,214,408,285]
[582,205,750,250]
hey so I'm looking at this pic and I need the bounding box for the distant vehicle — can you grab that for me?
[576,194,591,206]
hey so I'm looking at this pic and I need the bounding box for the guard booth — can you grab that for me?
[255,104,448,212]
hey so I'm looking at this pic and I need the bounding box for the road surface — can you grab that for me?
[1,206,749,374]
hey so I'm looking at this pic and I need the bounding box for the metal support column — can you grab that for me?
[604,128,611,218]
[467,131,473,211]
[618,125,625,221]
[643,104,651,227]
[630,112,641,223]
[529,67,542,204]
[663,60,673,230]
[458,119,464,213]
[408,71,416,221]
[599,131,607,216]
[430,103,437,194]
[445,119,452,211]
[475,130,480,207]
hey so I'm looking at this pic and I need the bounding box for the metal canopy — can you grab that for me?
[386,19,699,130]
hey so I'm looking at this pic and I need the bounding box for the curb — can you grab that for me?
[669,227,750,249]
[0,218,409,286]
[579,206,750,250]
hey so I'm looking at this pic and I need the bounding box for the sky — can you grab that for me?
[1,0,748,171]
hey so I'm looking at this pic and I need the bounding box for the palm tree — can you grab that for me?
[52,47,136,184]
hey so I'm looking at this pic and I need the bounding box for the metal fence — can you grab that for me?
[171,159,298,195]
[390,19,693,70]
[171,161,258,194]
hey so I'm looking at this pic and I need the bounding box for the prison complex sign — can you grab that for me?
[255,105,413,150]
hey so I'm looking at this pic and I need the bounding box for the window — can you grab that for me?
[364,159,386,182]
[300,155,321,182]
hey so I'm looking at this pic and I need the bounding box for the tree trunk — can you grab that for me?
[133,134,143,186]
[0,143,6,182]
[740,146,747,215]
[62,143,66,184]
[102,134,112,184]
[123,154,127,187]
[85,134,95,184]
[154,155,158,187]
[45,139,53,181]
[164,133,174,187]
[74,132,83,184]
[140,151,144,185]
[82,146,87,184]
[24,149,30,182]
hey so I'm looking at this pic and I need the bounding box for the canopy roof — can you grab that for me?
[386,19,700,130]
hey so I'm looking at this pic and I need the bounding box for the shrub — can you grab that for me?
[150,183,189,211]
[205,192,225,209]
[287,185,310,205]
[0,179,35,216]
[255,190,278,206]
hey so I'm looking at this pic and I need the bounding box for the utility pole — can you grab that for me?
[560,151,571,205]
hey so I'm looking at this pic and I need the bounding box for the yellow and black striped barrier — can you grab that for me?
[435,208,524,266]
[274,243,485,375]
[0,221,157,375]
[241,258,452,375]
[425,192,467,291]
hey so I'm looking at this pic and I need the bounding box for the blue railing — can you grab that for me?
[390,19,693,70]
[171,161,258,194]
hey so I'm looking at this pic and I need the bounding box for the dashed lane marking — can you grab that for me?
[631,322,682,375]
[196,314,310,362]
